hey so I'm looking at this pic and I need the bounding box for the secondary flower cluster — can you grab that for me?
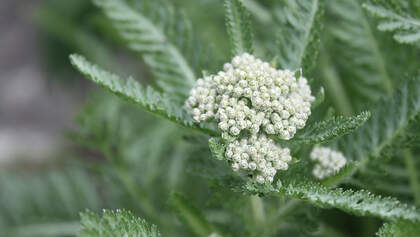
[185,53,314,183]
[310,147,347,179]
[185,53,314,140]
[225,134,291,183]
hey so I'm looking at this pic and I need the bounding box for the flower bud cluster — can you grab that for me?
[225,134,291,183]
[185,53,314,139]
[185,53,315,183]
[310,147,347,179]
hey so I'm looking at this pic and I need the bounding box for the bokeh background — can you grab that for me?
[0,0,88,166]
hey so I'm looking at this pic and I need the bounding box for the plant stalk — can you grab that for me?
[403,149,420,206]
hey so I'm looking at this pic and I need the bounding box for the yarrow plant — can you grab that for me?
[5,0,420,236]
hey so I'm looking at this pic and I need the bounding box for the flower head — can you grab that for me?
[185,53,314,139]
[310,147,347,179]
[185,53,315,183]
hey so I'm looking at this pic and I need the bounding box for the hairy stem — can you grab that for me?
[268,199,301,231]
[403,149,420,206]
[250,195,266,227]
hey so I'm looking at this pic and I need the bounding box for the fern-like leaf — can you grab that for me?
[376,220,420,237]
[93,0,196,100]
[275,181,420,222]
[70,54,218,136]
[289,111,370,144]
[275,0,324,74]
[0,168,105,236]
[325,0,394,109]
[78,209,160,237]
[241,179,420,222]
[331,76,420,185]
[363,1,420,45]
[224,0,254,56]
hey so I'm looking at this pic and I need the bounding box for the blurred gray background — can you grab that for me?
[0,0,87,166]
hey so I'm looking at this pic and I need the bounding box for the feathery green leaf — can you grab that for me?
[224,0,254,56]
[275,180,420,222]
[376,220,420,237]
[93,0,196,100]
[363,1,420,45]
[0,168,104,236]
[240,178,420,222]
[326,0,393,109]
[289,111,371,145]
[332,76,420,185]
[78,209,160,237]
[275,0,324,74]
[69,54,218,136]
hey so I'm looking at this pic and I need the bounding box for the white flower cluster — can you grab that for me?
[310,147,347,179]
[225,134,291,183]
[185,53,315,183]
[185,53,314,140]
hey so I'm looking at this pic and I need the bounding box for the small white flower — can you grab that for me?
[232,162,240,171]
[256,175,265,184]
[310,146,347,179]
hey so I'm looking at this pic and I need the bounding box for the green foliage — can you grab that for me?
[224,0,254,56]
[168,193,218,237]
[363,1,420,45]
[0,167,107,236]
[275,0,324,74]
[324,0,393,112]
[289,111,371,144]
[376,220,420,237]
[78,209,160,237]
[93,0,196,100]
[347,149,420,203]
[208,137,227,160]
[274,181,420,222]
[70,54,217,136]
[333,77,420,182]
[239,177,420,222]
[209,138,420,223]
[320,161,358,187]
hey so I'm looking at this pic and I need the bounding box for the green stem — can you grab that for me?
[268,199,301,231]
[320,52,353,116]
[403,149,420,206]
[250,195,266,226]
[242,0,272,24]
